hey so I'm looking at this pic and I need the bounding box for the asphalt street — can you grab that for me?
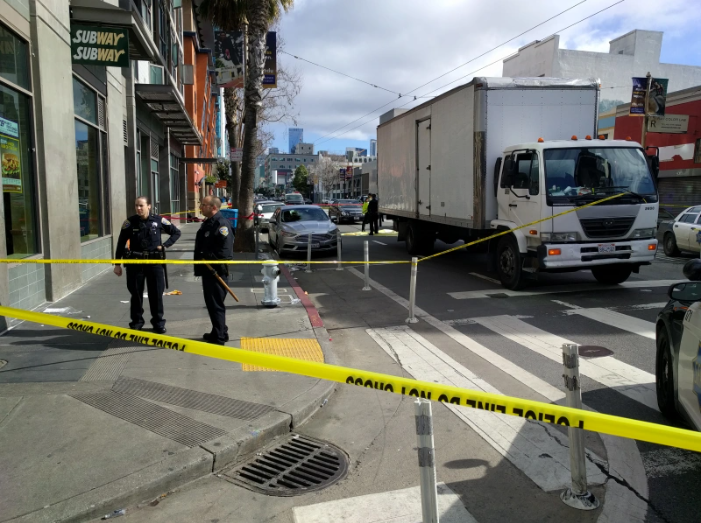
[120,219,700,523]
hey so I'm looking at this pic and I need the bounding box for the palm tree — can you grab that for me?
[199,0,293,251]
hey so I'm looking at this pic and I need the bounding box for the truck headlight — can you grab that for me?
[631,228,656,238]
[541,232,579,242]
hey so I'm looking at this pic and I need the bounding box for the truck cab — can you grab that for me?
[491,137,659,289]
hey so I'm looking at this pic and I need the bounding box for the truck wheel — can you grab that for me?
[591,265,632,285]
[496,236,526,290]
[656,327,679,421]
[663,232,681,257]
[406,223,434,255]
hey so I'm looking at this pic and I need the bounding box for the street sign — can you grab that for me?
[230,148,243,162]
[647,115,689,134]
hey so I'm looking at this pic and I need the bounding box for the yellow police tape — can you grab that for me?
[2,304,700,453]
[419,191,631,262]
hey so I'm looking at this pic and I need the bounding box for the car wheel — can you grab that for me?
[591,265,632,285]
[656,327,679,421]
[496,236,526,290]
[663,232,681,257]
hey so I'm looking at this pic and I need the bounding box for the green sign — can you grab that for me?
[71,25,129,67]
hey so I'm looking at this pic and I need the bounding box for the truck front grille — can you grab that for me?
[579,217,635,238]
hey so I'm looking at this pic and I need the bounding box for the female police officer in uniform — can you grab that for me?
[114,196,181,333]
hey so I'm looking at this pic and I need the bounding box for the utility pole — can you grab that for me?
[640,72,652,148]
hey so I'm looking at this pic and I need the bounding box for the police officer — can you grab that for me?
[114,196,181,333]
[194,196,234,344]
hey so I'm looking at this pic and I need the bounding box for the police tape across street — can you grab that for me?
[2,305,701,454]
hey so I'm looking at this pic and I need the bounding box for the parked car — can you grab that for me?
[658,206,701,257]
[328,199,363,223]
[656,260,701,429]
[657,208,676,227]
[304,198,313,204]
[267,205,340,254]
[284,192,305,205]
[256,201,284,231]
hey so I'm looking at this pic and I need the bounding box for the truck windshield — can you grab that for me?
[543,147,657,204]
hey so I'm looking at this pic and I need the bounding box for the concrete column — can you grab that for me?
[179,161,187,216]
[124,61,138,214]
[30,0,81,301]
[106,67,127,255]
[158,131,171,215]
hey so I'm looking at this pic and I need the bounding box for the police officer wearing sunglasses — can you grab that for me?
[114,196,181,333]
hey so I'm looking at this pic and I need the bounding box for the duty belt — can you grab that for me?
[127,251,162,260]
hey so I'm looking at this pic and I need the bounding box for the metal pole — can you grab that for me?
[306,232,313,273]
[336,229,343,271]
[415,398,439,523]
[406,257,419,323]
[255,224,260,260]
[560,343,599,510]
[641,71,651,148]
[362,240,371,290]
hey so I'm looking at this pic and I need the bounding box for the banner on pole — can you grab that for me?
[214,30,244,88]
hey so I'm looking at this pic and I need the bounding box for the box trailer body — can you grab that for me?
[378,77,660,289]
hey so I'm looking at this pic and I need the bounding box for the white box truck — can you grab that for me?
[378,77,660,289]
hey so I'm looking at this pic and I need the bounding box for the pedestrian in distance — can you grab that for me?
[114,196,181,333]
[195,196,234,345]
[373,193,382,232]
[361,196,370,232]
[367,193,379,235]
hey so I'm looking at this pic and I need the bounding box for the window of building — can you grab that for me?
[1,69,39,258]
[73,75,110,242]
[0,25,31,90]
[170,154,180,214]
[695,138,701,164]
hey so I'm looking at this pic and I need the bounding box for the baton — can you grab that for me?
[205,263,239,302]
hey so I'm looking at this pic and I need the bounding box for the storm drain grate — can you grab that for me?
[113,376,276,420]
[224,433,348,496]
[71,391,227,447]
[578,345,614,358]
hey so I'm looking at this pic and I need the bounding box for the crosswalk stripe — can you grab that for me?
[448,280,682,300]
[470,315,658,411]
[367,326,606,492]
[566,308,656,339]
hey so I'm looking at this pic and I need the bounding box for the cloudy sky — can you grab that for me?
[265,0,701,155]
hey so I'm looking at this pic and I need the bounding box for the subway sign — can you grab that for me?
[70,25,129,67]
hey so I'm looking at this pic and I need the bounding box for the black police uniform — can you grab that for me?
[194,210,234,343]
[115,214,181,331]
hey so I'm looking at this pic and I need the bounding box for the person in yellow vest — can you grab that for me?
[361,196,371,232]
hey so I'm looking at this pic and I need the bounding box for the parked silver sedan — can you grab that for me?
[256,201,284,231]
[267,205,340,254]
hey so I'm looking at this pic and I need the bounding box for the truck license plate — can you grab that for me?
[310,243,320,248]
[598,244,615,254]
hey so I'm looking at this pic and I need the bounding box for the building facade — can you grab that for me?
[0,0,216,325]
[503,30,701,131]
[288,127,302,153]
[614,84,701,210]
[264,151,319,192]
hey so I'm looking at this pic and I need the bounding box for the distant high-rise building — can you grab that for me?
[369,139,377,157]
[288,128,303,153]
[269,147,280,154]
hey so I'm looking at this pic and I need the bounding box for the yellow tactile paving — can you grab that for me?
[241,337,324,372]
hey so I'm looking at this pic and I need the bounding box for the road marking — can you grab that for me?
[448,280,683,300]
[625,302,668,310]
[551,300,582,309]
[293,483,478,523]
[347,267,648,518]
[469,272,501,285]
[470,315,658,411]
[373,240,388,245]
[567,308,656,339]
[368,326,605,492]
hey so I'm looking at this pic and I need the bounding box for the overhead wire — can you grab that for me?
[317,0,626,145]
[312,0,592,146]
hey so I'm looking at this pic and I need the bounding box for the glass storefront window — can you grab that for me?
[0,25,30,90]
[73,77,97,125]
[1,84,38,258]
[75,120,101,241]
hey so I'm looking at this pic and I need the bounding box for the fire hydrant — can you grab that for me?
[261,260,281,308]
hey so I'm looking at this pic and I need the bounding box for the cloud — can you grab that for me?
[265,0,701,152]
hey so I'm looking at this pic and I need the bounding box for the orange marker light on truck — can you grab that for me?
[537,138,544,143]
[571,135,578,140]
[548,248,561,256]
[648,244,656,251]
[529,230,538,235]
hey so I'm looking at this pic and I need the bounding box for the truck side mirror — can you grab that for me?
[646,155,660,180]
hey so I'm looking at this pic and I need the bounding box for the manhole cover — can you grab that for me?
[224,433,348,496]
[578,345,613,358]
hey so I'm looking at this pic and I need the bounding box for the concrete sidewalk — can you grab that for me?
[0,224,335,523]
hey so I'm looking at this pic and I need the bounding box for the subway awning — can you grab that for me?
[135,84,203,145]
[69,0,160,63]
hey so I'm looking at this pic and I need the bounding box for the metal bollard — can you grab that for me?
[362,240,371,291]
[406,257,419,323]
[261,260,281,308]
[255,225,260,260]
[415,398,439,523]
[560,343,599,510]
[306,232,313,273]
[336,230,343,271]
